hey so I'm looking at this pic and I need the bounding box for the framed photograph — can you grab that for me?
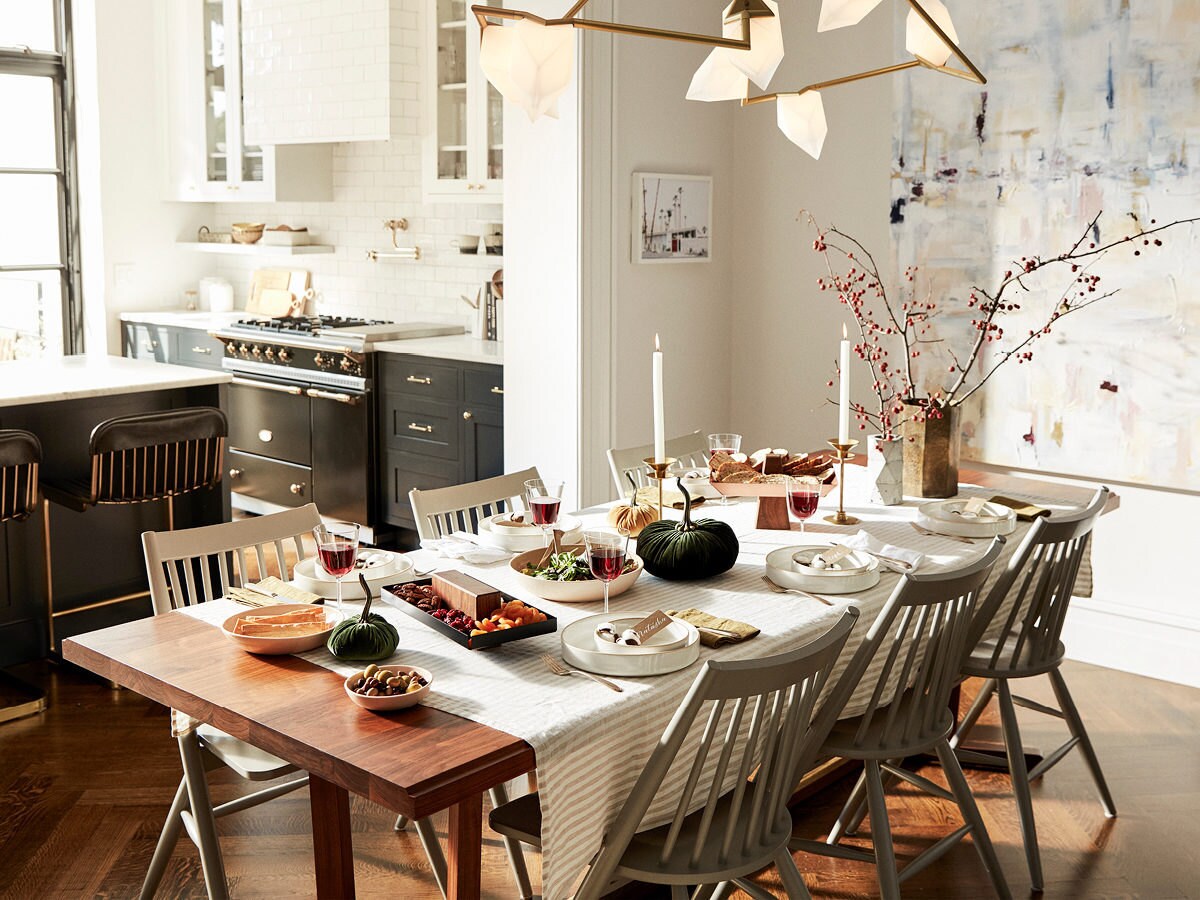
[632,173,712,264]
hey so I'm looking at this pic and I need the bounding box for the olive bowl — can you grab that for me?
[344,664,433,712]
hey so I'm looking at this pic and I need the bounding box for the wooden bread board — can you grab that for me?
[247,269,310,315]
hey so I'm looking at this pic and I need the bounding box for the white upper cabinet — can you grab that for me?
[160,0,332,203]
[422,0,502,203]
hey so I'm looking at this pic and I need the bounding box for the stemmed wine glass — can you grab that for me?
[786,475,821,534]
[707,433,742,506]
[524,478,564,550]
[313,522,360,612]
[583,527,628,615]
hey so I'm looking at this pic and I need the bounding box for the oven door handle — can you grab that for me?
[231,376,304,396]
[306,387,362,406]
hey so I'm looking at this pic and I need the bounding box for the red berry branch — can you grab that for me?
[805,208,1200,435]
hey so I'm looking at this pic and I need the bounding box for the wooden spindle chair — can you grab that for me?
[791,537,1012,900]
[490,609,860,900]
[41,407,227,651]
[950,487,1113,891]
[607,430,710,496]
[0,429,47,724]
[408,466,540,541]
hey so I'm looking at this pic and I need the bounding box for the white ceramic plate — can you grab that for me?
[592,615,690,653]
[509,546,643,603]
[916,501,1016,538]
[789,546,872,576]
[221,604,344,655]
[765,546,881,595]
[296,550,411,583]
[562,614,700,676]
[293,552,414,599]
[479,512,583,551]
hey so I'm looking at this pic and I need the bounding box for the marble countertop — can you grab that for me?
[119,310,255,330]
[0,355,231,408]
[374,335,503,366]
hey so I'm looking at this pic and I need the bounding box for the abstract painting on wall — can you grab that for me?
[891,0,1200,491]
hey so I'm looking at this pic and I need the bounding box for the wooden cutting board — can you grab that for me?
[258,288,304,317]
[247,269,309,314]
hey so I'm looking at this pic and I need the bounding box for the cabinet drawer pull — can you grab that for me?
[408,422,434,433]
[307,387,361,405]
[191,346,212,355]
[228,467,243,479]
[462,410,473,420]
[289,482,306,495]
[490,386,504,395]
[232,376,304,395]
[405,375,432,385]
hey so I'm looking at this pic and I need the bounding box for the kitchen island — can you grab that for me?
[0,355,231,665]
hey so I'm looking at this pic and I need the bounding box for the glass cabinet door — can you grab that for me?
[435,0,468,185]
[485,81,503,183]
[202,0,228,186]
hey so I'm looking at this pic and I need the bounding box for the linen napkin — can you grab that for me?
[228,576,321,607]
[666,608,759,648]
[839,531,925,573]
[635,486,706,509]
[421,535,512,565]
[988,495,1052,521]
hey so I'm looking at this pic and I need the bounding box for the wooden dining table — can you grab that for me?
[62,464,1115,899]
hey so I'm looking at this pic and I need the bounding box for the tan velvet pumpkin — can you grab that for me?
[608,475,659,536]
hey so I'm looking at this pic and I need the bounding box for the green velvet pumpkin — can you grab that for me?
[327,576,400,661]
[636,480,739,580]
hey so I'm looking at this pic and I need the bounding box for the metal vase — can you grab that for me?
[902,403,961,499]
[867,434,904,506]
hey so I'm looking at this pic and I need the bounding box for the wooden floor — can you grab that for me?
[0,659,1196,899]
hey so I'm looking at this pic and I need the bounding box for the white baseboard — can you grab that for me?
[1063,599,1200,689]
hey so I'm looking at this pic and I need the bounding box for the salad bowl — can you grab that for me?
[509,545,643,603]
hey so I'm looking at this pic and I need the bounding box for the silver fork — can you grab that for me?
[760,575,834,606]
[910,522,978,544]
[541,654,623,692]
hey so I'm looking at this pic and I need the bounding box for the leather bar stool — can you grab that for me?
[0,429,48,723]
[41,407,227,652]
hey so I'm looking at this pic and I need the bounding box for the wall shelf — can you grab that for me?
[176,241,336,256]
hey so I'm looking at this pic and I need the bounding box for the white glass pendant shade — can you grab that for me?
[687,0,782,101]
[776,91,827,159]
[817,0,885,32]
[906,0,958,67]
[480,20,575,121]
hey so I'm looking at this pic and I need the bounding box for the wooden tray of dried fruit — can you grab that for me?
[381,577,557,651]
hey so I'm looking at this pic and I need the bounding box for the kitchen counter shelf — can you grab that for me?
[176,241,336,256]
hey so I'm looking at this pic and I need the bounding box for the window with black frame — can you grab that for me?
[0,0,82,359]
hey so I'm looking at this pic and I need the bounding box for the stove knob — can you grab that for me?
[251,345,263,359]
[225,343,237,356]
[238,343,250,357]
[278,347,292,363]
[314,353,326,368]
[340,357,357,374]
[264,347,276,361]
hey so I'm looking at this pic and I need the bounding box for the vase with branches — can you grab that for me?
[806,208,1199,495]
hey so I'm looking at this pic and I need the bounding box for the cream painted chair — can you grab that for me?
[606,430,709,498]
[408,466,540,541]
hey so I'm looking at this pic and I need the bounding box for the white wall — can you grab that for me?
[74,0,212,354]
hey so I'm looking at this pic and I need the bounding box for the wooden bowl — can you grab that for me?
[509,545,643,603]
[231,222,265,244]
[344,665,433,712]
[221,603,342,655]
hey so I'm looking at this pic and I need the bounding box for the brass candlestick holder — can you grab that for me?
[642,456,678,518]
[824,439,861,526]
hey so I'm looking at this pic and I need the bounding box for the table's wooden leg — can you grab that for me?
[447,792,483,900]
[309,774,356,899]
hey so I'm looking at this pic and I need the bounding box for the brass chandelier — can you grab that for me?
[470,0,985,157]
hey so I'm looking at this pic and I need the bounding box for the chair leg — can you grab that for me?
[488,783,534,899]
[775,849,815,900]
[864,760,900,900]
[671,886,690,900]
[139,777,189,899]
[1048,667,1117,817]
[997,680,1043,890]
[950,678,997,750]
[934,741,1011,900]
[414,816,449,899]
[177,732,230,900]
[709,884,735,900]
[827,769,868,845]
[394,814,409,831]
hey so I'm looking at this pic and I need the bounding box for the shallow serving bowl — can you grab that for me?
[765,546,881,595]
[509,545,642,603]
[343,664,433,712]
[562,614,699,676]
[220,603,342,655]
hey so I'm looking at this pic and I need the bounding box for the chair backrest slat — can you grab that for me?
[0,429,41,524]
[661,697,727,864]
[971,488,1108,676]
[409,467,542,541]
[607,430,709,498]
[143,504,323,613]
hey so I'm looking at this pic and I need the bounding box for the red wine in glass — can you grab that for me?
[588,547,626,582]
[317,543,356,578]
[788,491,820,519]
[530,496,561,526]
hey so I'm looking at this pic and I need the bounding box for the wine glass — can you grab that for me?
[583,527,628,615]
[707,433,742,506]
[313,522,359,612]
[786,475,821,534]
[524,478,564,550]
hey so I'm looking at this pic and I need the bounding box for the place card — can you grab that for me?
[628,609,672,644]
[816,545,855,567]
[960,497,988,517]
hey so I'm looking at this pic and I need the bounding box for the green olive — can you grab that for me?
[363,664,378,679]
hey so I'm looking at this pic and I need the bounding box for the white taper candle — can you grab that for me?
[838,324,850,444]
[652,334,665,462]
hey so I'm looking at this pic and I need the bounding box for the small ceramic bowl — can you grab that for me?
[344,664,433,712]
[221,604,342,655]
[231,222,265,244]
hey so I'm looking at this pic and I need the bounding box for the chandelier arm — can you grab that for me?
[741,58,923,106]
[915,56,985,84]
[469,4,753,50]
[906,0,986,85]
